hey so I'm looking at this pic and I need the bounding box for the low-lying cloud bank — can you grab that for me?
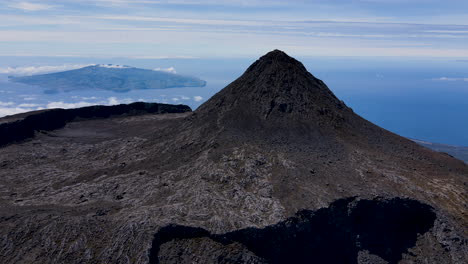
[433,77,468,82]
[0,64,94,76]
[0,101,15,107]
[153,67,177,74]
[0,106,40,117]
[0,95,205,118]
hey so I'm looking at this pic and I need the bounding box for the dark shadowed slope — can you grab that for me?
[0,50,466,264]
[150,197,436,264]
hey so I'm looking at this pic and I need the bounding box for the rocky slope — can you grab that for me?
[0,102,191,147]
[150,197,437,264]
[0,50,466,264]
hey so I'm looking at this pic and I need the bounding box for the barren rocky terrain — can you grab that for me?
[0,50,466,263]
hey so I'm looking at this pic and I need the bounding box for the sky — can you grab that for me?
[2,0,468,58]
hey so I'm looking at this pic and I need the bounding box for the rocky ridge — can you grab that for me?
[0,102,191,147]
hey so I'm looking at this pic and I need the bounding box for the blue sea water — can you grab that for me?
[0,56,466,146]
[306,58,468,147]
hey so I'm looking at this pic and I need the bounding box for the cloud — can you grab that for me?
[46,101,94,109]
[423,30,468,34]
[80,96,99,100]
[2,26,468,58]
[433,77,468,82]
[0,94,199,117]
[23,97,36,101]
[93,0,156,6]
[107,97,133,105]
[17,103,39,107]
[127,55,197,59]
[153,67,177,74]
[1,2,468,59]
[97,64,132,69]
[0,64,93,76]
[3,97,136,117]
[89,0,289,7]
[92,15,280,26]
[0,107,35,117]
[8,2,56,11]
[0,101,15,107]
[107,97,120,105]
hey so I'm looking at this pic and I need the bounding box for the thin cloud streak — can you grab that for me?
[8,2,57,11]
[2,1,468,57]
[433,77,468,82]
[1,28,468,58]
[0,64,94,75]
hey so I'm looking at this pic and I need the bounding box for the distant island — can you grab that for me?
[412,139,468,164]
[8,64,206,93]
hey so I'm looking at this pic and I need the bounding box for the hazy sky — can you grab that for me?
[2,0,468,58]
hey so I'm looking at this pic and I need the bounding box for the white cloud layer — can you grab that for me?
[97,64,132,69]
[107,97,120,105]
[0,64,93,76]
[8,2,56,11]
[107,97,134,105]
[433,77,468,82]
[46,101,95,109]
[0,95,202,118]
[153,67,177,74]
[91,0,288,7]
[0,107,35,117]
[0,101,15,107]
[1,0,468,58]
[17,103,39,108]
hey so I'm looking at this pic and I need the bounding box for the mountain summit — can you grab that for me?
[0,50,467,264]
[197,50,347,123]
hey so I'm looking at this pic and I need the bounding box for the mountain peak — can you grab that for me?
[259,49,294,61]
[244,49,305,75]
[196,50,348,128]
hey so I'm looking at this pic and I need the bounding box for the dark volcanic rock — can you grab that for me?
[0,102,191,147]
[0,50,466,264]
[196,49,349,134]
[150,198,436,264]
